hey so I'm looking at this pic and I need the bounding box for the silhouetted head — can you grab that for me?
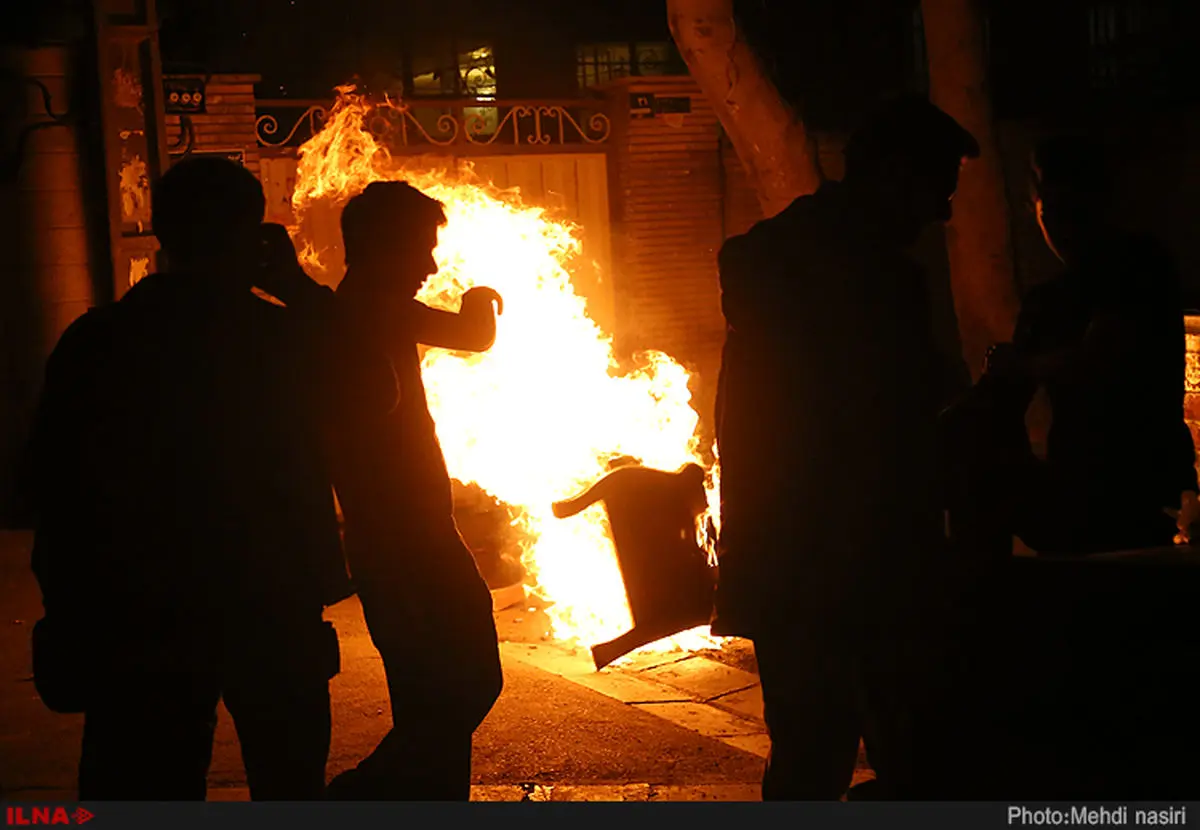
[151,157,266,286]
[1030,135,1112,265]
[842,95,980,246]
[341,180,447,300]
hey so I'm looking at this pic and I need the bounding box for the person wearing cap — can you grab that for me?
[712,95,979,800]
[20,157,395,800]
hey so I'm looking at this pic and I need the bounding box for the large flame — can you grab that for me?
[292,87,723,656]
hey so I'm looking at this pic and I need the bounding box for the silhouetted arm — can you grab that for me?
[408,287,503,353]
[21,313,105,612]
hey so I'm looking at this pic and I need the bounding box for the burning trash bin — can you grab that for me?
[552,461,717,669]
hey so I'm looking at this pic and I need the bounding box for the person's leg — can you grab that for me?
[222,620,337,800]
[857,611,958,800]
[78,673,220,800]
[752,628,862,801]
[329,556,500,801]
[335,714,475,801]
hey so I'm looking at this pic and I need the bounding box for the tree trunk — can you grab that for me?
[921,0,1020,379]
[667,0,822,218]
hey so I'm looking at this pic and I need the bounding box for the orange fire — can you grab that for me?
[290,87,723,658]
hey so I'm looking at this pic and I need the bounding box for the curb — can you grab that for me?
[500,642,769,758]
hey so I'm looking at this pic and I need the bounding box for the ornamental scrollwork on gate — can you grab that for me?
[256,100,611,149]
[256,105,328,147]
[461,105,611,146]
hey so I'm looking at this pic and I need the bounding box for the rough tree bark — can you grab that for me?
[667,0,822,218]
[921,0,1020,378]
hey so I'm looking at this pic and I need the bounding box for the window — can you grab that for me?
[1086,1,1178,94]
[456,45,498,135]
[411,44,496,99]
[577,43,631,88]
[459,46,497,100]
[408,44,499,136]
[576,42,685,89]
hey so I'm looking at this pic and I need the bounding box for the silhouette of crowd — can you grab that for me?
[18,93,1198,801]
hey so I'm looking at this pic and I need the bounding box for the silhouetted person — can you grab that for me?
[552,462,716,669]
[942,136,1198,557]
[20,157,394,800]
[712,96,979,800]
[324,181,503,801]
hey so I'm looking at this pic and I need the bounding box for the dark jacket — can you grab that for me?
[1013,234,1197,505]
[22,273,383,694]
[713,183,954,635]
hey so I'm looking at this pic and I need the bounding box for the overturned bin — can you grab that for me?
[552,462,717,670]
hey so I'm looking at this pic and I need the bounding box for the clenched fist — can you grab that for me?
[461,286,504,318]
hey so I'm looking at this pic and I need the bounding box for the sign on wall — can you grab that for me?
[630,92,656,119]
[629,92,692,120]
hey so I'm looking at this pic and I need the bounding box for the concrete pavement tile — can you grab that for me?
[503,641,770,760]
[500,642,595,678]
[572,671,693,704]
[647,783,760,801]
[544,783,653,801]
[641,656,758,700]
[470,785,528,801]
[707,684,764,721]
[715,734,771,758]
[610,650,693,673]
[628,702,766,740]
[205,783,774,802]
[503,641,693,703]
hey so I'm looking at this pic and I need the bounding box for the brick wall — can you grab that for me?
[602,77,727,437]
[165,75,261,176]
[600,78,861,439]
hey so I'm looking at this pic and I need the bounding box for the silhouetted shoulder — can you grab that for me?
[717,192,823,285]
[46,304,122,369]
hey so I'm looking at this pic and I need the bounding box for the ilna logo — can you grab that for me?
[5,807,93,825]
